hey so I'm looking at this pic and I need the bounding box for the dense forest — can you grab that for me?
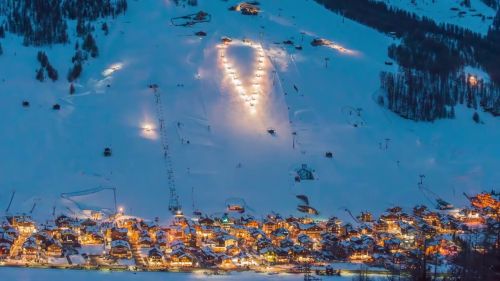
[380,70,500,121]
[315,0,500,121]
[0,0,127,46]
[0,0,127,84]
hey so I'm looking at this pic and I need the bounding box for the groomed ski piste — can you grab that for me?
[0,0,498,227]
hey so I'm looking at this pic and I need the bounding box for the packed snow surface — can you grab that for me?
[0,0,498,223]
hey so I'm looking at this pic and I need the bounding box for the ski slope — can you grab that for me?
[0,0,498,224]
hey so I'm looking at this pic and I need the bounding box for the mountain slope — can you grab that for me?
[0,0,498,222]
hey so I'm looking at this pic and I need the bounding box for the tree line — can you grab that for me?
[314,0,500,122]
[314,0,500,83]
[380,69,500,121]
[0,0,127,46]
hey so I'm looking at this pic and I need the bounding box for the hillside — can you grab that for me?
[0,0,498,224]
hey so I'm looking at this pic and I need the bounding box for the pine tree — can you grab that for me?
[101,22,109,35]
[69,83,75,95]
[472,112,480,123]
[83,33,99,57]
[36,68,45,82]
[67,63,82,82]
[0,43,3,56]
[37,51,49,68]
[46,64,58,81]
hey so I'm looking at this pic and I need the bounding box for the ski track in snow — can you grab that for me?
[0,0,498,224]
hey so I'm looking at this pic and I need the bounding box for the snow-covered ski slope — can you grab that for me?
[379,0,496,35]
[0,0,498,222]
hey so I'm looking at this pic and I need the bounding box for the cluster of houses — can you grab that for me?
[0,193,498,272]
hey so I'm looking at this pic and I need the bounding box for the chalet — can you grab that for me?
[280,237,294,249]
[460,209,485,225]
[262,221,277,235]
[184,225,197,247]
[60,228,79,246]
[45,239,63,257]
[110,239,132,259]
[22,237,39,261]
[0,242,11,257]
[33,231,53,245]
[349,247,373,263]
[213,235,237,253]
[275,248,290,264]
[256,237,272,252]
[270,227,289,244]
[168,249,196,267]
[413,205,428,217]
[292,245,313,263]
[138,231,154,248]
[232,251,255,266]
[155,230,168,249]
[226,244,240,256]
[11,215,36,234]
[147,247,165,267]
[359,224,374,235]
[80,218,97,228]
[55,215,72,228]
[379,214,400,233]
[326,217,344,235]
[359,212,373,222]
[140,220,159,232]
[259,246,277,263]
[243,217,260,229]
[422,212,441,227]
[220,255,237,269]
[297,223,323,240]
[297,234,313,250]
[167,225,185,241]
[384,238,401,253]
[80,226,105,245]
[198,247,217,266]
[198,217,215,226]
[109,227,128,241]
